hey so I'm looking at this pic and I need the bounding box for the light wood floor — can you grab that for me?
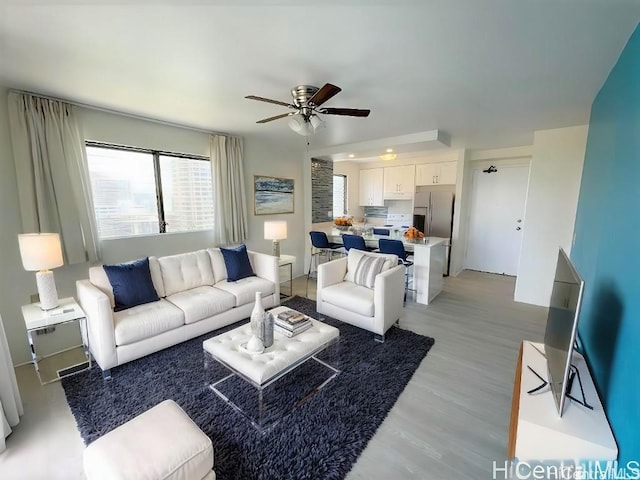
[0,270,546,480]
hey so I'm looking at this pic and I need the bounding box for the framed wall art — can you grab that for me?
[254,175,294,215]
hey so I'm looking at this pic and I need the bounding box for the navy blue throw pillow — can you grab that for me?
[103,257,159,312]
[220,244,255,282]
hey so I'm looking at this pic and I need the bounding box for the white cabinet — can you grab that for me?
[416,161,457,186]
[383,165,415,199]
[358,168,384,206]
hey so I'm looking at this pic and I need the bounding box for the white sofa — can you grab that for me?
[316,249,405,341]
[77,248,279,378]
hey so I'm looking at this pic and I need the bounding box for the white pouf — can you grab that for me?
[83,399,214,480]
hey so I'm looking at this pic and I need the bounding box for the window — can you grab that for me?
[86,143,213,239]
[333,174,347,217]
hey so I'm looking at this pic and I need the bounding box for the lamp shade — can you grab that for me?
[18,233,64,271]
[288,114,314,136]
[264,221,287,241]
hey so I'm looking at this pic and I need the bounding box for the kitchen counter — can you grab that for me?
[319,227,447,305]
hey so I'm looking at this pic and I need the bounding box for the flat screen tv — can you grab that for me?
[544,247,585,417]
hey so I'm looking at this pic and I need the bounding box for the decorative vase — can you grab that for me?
[250,292,264,339]
[246,334,264,354]
[262,311,274,348]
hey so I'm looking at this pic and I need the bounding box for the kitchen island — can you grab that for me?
[320,227,447,305]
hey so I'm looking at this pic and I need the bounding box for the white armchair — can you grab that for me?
[316,249,405,341]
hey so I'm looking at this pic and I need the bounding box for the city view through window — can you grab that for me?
[86,145,214,239]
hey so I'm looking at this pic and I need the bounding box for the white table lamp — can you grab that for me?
[264,221,287,257]
[18,233,64,310]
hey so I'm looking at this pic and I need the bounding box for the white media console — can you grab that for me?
[508,341,617,462]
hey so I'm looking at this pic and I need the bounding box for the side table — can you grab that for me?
[278,254,296,299]
[21,297,92,384]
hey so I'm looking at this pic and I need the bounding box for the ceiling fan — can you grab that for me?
[245,83,370,135]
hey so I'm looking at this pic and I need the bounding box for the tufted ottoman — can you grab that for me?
[83,399,215,480]
[203,306,340,430]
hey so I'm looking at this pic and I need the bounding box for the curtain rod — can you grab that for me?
[9,88,231,137]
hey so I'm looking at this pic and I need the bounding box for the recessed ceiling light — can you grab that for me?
[385,148,394,153]
[348,154,355,158]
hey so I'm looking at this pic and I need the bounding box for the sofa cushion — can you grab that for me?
[344,249,397,285]
[207,248,228,283]
[90,260,165,309]
[320,282,375,317]
[215,277,275,307]
[220,244,255,282]
[148,256,165,298]
[166,286,235,325]
[103,258,160,312]
[158,250,215,297]
[113,299,185,346]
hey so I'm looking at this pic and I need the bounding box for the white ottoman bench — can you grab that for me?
[83,399,215,480]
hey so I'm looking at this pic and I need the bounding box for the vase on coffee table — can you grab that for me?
[250,292,274,348]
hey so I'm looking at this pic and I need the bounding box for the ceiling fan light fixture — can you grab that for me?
[288,114,311,135]
[309,114,323,130]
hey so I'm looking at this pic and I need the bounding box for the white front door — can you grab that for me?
[465,164,529,276]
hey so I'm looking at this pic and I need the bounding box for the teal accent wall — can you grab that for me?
[572,24,640,463]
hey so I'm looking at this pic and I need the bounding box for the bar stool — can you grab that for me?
[378,239,414,304]
[342,234,376,252]
[307,231,345,296]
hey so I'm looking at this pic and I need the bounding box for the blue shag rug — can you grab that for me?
[62,296,434,480]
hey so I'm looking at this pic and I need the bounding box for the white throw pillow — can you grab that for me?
[352,255,386,289]
[344,249,398,286]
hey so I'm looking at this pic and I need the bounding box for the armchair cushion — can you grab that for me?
[103,258,160,312]
[320,282,375,317]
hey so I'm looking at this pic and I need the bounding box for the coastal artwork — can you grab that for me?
[254,175,294,215]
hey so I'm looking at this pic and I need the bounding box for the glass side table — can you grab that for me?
[278,254,296,299]
[21,297,91,385]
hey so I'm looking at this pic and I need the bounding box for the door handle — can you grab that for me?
[516,226,522,231]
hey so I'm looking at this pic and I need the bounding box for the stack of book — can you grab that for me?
[274,309,312,337]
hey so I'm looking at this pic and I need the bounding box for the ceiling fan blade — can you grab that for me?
[308,83,342,107]
[319,108,371,117]
[256,112,295,124]
[245,95,295,108]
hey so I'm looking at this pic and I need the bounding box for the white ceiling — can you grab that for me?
[1,1,638,155]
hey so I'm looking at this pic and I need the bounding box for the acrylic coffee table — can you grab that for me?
[202,306,340,432]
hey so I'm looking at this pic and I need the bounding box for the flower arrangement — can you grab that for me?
[334,216,353,227]
[403,226,425,240]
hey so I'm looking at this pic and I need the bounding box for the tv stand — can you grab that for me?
[508,341,617,462]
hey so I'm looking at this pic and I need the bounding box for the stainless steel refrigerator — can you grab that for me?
[413,187,455,275]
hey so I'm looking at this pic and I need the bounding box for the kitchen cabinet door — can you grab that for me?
[416,163,439,186]
[359,168,384,206]
[416,162,457,186]
[438,162,457,185]
[383,165,415,199]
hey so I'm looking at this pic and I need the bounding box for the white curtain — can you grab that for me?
[8,91,101,264]
[0,314,23,453]
[211,135,248,245]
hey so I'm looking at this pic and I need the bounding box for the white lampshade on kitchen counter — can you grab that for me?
[18,233,64,310]
[264,221,287,257]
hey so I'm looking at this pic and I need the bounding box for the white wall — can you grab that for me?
[0,88,306,365]
[333,161,361,220]
[514,125,588,306]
